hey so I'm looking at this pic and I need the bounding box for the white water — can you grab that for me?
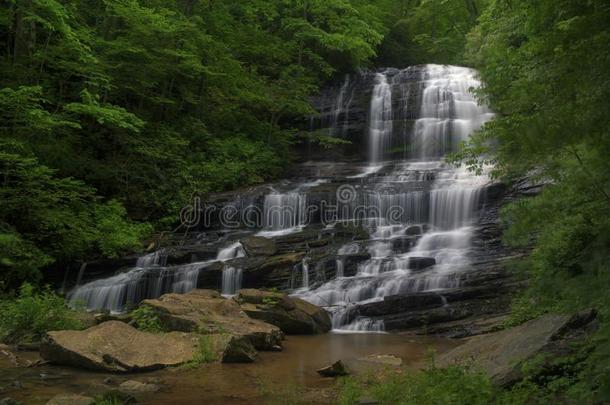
[70,241,246,312]
[368,73,393,164]
[295,65,494,332]
[221,267,243,297]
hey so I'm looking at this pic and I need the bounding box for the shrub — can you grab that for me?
[0,283,86,343]
[130,305,164,333]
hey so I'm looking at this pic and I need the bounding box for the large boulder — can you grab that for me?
[437,313,595,386]
[141,290,283,351]
[40,321,199,372]
[236,289,332,334]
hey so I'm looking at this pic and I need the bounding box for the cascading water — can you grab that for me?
[221,267,243,297]
[368,73,393,164]
[70,242,245,313]
[67,64,494,332]
[295,64,494,332]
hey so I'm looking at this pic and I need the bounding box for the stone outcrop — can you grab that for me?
[141,289,284,351]
[40,321,199,372]
[236,289,331,334]
[437,311,597,386]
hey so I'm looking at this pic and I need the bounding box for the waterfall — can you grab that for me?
[336,259,344,278]
[67,64,494,330]
[217,242,245,261]
[69,242,245,313]
[262,192,307,231]
[295,64,494,332]
[412,65,493,159]
[368,73,393,164]
[329,75,354,136]
[221,267,243,297]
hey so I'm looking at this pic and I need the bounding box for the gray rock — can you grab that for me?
[437,314,583,386]
[317,360,349,377]
[407,257,436,270]
[241,236,278,256]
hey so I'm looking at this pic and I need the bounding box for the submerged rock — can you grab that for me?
[236,289,331,334]
[40,321,199,372]
[317,360,350,377]
[357,354,403,367]
[141,289,283,351]
[118,380,160,394]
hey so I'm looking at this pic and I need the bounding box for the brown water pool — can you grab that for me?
[0,333,460,404]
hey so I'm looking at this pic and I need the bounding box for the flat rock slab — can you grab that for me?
[40,321,199,372]
[437,314,571,385]
[142,289,283,351]
[45,394,94,405]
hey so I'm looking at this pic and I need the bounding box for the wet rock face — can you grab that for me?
[241,236,278,256]
[236,289,331,334]
[40,321,199,372]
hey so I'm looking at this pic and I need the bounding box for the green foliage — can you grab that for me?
[93,391,131,405]
[262,296,281,307]
[0,0,391,287]
[130,305,163,333]
[450,0,610,401]
[184,334,221,368]
[0,149,150,288]
[337,363,595,405]
[371,0,487,66]
[0,283,86,343]
[337,365,502,405]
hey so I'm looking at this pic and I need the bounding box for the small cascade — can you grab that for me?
[217,242,246,261]
[368,73,393,164]
[328,75,354,136]
[302,259,309,289]
[69,241,246,313]
[221,267,243,297]
[412,65,493,159]
[262,192,307,231]
[336,259,344,278]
